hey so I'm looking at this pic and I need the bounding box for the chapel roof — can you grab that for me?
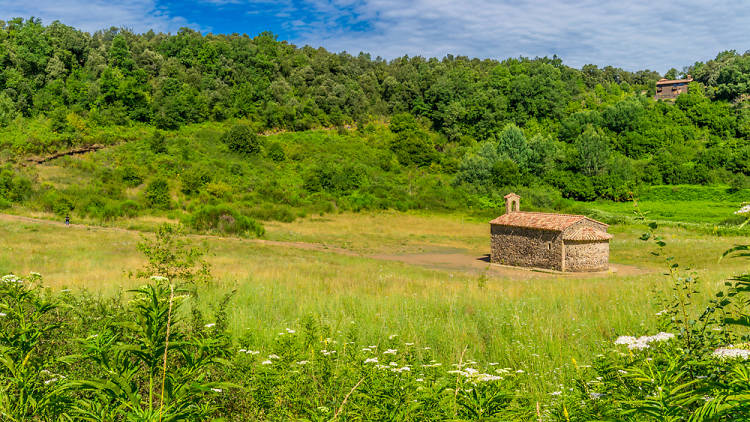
[562,225,613,241]
[489,211,607,232]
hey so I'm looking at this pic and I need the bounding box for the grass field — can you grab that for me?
[1,205,747,398]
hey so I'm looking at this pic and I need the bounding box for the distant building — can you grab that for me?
[489,193,612,272]
[655,75,693,100]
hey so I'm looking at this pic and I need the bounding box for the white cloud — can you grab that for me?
[3,0,747,71]
[0,0,200,34]
[279,0,750,71]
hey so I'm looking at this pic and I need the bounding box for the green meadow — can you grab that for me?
[2,204,746,399]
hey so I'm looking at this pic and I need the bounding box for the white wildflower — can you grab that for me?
[388,334,398,340]
[261,360,273,365]
[247,350,260,355]
[405,342,414,346]
[268,354,281,360]
[2,275,22,283]
[416,378,424,382]
[296,360,309,365]
[0,313,6,317]
[648,332,675,342]
[364,357,379,364]
[628,341,650,350]
[204,323,216,328]
[550,391,562,396]
[735,204,750,215]
[44,378,58,385]
[285,328,295,334]
[614,336,637,345]
[389,362,398,366]
[211,388,223,393]
[149,276,169,282]
[713,347,750,360]
[590,392,603,399]
[615,332,674,350]
[238,349,247,353]
[383,349,397,355]
[516,370,524,373]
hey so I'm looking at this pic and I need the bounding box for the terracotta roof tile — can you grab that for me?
[489,211,606,232]
[562,225,613,241]
[656,77,693,85]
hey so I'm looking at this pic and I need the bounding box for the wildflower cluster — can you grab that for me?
[712,344,750,360]
[613,332,675,350]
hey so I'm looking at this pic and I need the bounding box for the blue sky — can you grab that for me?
[1,0,748,72]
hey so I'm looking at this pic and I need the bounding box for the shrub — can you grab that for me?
[148,130,168,154]
[119,165,143,187]
[245,203,297,222]
[120,199,140,217]
[303,163,368,194]
[180,168,211,195]
[188,204,264,237]
[144,178,171,209]
[222,124,262,155]
[266,141,286,162]
[40,190,74,216]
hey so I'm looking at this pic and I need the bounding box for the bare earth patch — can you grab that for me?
[371,248,647,279]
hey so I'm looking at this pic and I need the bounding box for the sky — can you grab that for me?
[1,0,748,73]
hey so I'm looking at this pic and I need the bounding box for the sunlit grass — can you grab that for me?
[1,210,747,396]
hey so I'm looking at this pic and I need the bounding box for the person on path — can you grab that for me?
[65,215,70,226]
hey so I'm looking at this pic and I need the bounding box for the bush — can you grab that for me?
[266,141,286,162]
[144,178,171,209]
[148,130,167,154]
[180,168,211,195]
[120,199,140,217]
[222,124,262,155]
[188,204,264,237]
[40,190,74,216]
[119,165,143,187]
[245,203,297,222]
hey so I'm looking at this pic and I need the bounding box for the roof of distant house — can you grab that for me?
[656,76,694,85]
[489,211,607,232]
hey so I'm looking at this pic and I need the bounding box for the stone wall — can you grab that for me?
[563,240,609,272]
[490,226,563,270]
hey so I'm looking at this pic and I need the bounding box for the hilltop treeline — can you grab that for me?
[1,18,750,222]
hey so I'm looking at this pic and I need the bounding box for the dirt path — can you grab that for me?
[0,213,646,279]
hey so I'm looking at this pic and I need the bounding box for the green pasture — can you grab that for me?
[1,204,748,397]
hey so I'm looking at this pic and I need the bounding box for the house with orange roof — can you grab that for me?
[489,193,612,272]
[655,75,693,100]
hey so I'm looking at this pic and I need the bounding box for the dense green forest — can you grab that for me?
[1,17,750,231]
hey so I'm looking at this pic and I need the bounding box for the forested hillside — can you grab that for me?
[1,18,750,231]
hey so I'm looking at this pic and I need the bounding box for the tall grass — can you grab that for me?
[1,211,746,397]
